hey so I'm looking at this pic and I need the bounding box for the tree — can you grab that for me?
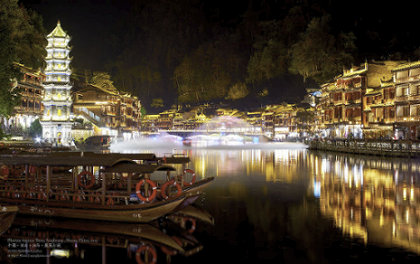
[106,0,212,108]
[226,82,249,100]
[89,72,118,93]
[0,0,46,117]
[29,118,42,138]
[175,35,248,104]
[151,98,164,109]
[289,15,355,84]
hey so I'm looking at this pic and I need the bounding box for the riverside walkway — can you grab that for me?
[308,139,420,158]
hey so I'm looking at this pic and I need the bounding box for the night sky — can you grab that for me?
[19,0,420,109]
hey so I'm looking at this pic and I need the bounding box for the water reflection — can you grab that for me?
[110,144,420,261]
[308,152,420,254]
[173,148,308,183]
[0,205,212,263]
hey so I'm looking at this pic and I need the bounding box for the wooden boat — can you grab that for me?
[73,135,112,152]
[7,215,184,252]
[0,152,213,223]
[2,216,202,262]
[2,206,211,261]
[0,205,18,235]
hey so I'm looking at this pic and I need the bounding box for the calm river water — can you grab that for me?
[2,142,420,263]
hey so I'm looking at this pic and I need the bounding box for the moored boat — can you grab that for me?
[1,208,211,262]
[0,205,18,235]
[0,152,213,222]
[73,135,113,152]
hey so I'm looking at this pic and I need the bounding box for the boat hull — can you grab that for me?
[11,216,185,252]
[1,198,185,223]
[0,206,18,235]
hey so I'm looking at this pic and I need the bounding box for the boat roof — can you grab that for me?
[0,152,190,167]
[102,163,176,174]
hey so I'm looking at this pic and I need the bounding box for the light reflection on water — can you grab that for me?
[7,144,420,262]
[185,147,420,259]
[308,152,420,255]
[114,144,420,262]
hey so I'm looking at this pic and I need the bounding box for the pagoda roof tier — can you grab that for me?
[43,82,72,87]
[46,45,72,50]
[47,21,70,39]
[46,58,70,62]
[45,69,72,74]
[42,101,72,107]
[43,83,72,88]
[46,55,72,61]
[43,85,72,90]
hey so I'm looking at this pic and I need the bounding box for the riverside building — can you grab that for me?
[2,64,45,137]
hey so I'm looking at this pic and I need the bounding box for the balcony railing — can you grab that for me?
[396,116,420,122]
[408,95,420,101]
[395,96,409,102]
[333,99,345,105]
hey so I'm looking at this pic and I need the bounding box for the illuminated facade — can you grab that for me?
[40,21,73,145]
[363,78,395,138]
[393,61,420,139]
[316,82,335,135]
[316,61,402,139]
[72,84,141,139]
[3,64,45,136]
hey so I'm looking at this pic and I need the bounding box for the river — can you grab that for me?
[2,142,420,263]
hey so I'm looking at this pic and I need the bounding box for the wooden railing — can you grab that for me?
[308,139,420,157]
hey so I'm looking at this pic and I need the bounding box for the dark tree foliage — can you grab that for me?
[289,15,356,83]
[21,0,420,110]
[29,118,42,138]
[175,34,249,104]
[106,0,212,109]
[0,0,46,117]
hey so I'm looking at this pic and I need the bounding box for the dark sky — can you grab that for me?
[20,0,249,71]
[21,0,128,71]
[19,0,420,109]
[21,0,420,69]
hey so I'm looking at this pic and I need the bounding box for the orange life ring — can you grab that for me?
[135,179,157,202]
[136,245,157,264]
[0,164,9,180]
[77,171,95,189]
[160,179,182,200]
[182,217,196,234]
[182,169,196,186]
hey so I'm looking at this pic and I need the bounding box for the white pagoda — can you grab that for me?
[41,21,73,145]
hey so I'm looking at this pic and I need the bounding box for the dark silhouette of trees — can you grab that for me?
[0,0,46,117]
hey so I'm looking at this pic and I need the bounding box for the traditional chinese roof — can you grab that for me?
[365,87,381,96]
[341,62,368,78]
[47,21,69,38]
[381,78,394,88]
[392,61,420,72]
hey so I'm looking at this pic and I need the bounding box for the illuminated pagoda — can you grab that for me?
[40,21,73,145]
